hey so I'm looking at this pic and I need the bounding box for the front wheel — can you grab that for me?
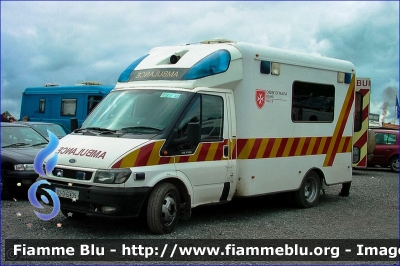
[147,183,180,234]
[1,172,11,200]
[293,170,321,208]
[1,181,10,200]
[389,157,399,173]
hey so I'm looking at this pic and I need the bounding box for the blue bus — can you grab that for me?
[20,82,114,130]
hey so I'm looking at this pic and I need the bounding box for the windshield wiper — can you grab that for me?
[74,127,117,134]
[31,142,49,147]
[2,143,30,148]
[120,126,162,133]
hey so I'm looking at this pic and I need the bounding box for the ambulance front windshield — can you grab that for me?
[82,89,189,132]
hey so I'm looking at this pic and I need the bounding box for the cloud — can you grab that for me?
[1,1,399,121]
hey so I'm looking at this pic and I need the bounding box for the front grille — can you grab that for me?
[52,168,93,181]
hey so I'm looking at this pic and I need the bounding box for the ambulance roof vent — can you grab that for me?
[200,38,236,44]
[168,50,189,65]
[77,81,102,85]
[44,83,59,87]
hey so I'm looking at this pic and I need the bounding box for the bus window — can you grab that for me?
[61,98,77,116]
[87,96,103,115]
[39,99,46,113]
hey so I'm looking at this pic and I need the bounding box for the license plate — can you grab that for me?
[55,187,79,199]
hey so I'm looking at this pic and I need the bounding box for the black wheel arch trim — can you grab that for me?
[151,178,192,220]
[296,167,325,191]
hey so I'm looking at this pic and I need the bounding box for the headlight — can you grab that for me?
[93,169,132,184]
[14,164,34,171]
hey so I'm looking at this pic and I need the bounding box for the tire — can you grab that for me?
[147,183,180,234]
[61,209,86,219]
[1,171,11,200]
[1,181,10,200]
[389,156,399,173]
[293,170,321,208]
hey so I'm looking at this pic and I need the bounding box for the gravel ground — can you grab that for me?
[1,167,398,265]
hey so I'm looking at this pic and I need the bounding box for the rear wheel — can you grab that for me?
[293,170,321,208]
[147,183,180,234]
[389,157,399,173]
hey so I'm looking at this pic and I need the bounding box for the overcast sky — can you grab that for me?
[1,1,399,122]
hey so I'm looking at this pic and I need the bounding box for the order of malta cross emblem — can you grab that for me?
[255,89,266,109]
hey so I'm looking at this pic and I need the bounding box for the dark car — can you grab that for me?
[368,128,399,172]
[1,122,49,199]
[16,121,70,139]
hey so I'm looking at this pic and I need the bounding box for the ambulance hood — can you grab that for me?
[54,135,151,169]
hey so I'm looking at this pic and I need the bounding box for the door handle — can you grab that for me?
[223,145,229,157]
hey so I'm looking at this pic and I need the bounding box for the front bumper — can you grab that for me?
[2,170,38,187]
[37,179,152,218]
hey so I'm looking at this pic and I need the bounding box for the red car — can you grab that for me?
[368,128,399,172]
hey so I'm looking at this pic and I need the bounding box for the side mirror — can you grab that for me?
[186,122,200,146]
[70,118,78,131]
[172,122,201,146]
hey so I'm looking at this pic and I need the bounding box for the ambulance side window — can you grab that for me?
[174,94,224,154]
[201,95,223,141]
[292,81,335,123]
[176,97,201,141]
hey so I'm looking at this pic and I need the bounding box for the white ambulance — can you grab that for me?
[40,39,359,234]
